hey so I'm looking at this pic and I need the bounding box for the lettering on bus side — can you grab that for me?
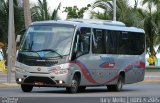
[99,56,115,68]
[100,56,114,62]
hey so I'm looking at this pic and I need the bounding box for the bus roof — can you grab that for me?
[31,19,145,33]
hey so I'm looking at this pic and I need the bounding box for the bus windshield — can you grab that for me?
[20,25,75,58]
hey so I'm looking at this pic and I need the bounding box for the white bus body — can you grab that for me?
[15,19,145,93]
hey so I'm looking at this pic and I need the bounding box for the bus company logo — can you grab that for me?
[100,56,114,62]
[100,56,115,68]
[37,67,41,71]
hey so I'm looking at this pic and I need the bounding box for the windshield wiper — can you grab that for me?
[36,49,63,58]
[20,49,41,58]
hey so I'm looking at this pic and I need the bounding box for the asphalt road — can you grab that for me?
[0,82,160,103]
[0,72,160,103]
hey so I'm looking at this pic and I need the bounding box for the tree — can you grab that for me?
[92,0,113,20]
[63,4,91,19]
[90,11,111,20]
[0,0,25,62]
[141,0,160,57]
[23,0,32,28]
[92,0,141,27]
[31,0,61,21]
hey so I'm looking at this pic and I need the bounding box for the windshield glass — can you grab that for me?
[20,24,75,58]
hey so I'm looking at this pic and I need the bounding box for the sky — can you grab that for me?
[29,0,146,20]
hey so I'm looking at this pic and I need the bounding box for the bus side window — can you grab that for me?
[92,29,106,54]
[77,28,91,56]
[105,30,119,54]
[117,32,129,54]
[128,32,145,55]
[72,28,91,60]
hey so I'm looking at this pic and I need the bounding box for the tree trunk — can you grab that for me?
[23,0,32,29]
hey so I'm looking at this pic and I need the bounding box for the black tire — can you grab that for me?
[107,85,115,91]
[78,86,86,92]
[21,84,33,92]
[66,76,79,93]
[107,75,123,91]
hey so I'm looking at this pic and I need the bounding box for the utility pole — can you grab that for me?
[113,0,116,21]
[23,0,32,28]
[8,0,15,83]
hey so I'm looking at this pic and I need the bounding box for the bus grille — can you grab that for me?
[24,76,56,85]
[17,53,58,66]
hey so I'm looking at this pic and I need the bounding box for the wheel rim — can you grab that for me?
[71,80,78,92]
[118,81,122,90]
[117,77,123,90]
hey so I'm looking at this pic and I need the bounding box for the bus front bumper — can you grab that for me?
[15,71,72,87]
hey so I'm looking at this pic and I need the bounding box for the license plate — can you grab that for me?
[34,82,45,86]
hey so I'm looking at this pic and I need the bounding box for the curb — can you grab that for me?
[142,80,160,83]
[0,83,19,88]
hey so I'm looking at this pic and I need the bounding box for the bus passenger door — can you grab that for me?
[71,27,93,85]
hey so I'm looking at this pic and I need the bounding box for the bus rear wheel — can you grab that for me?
[21,84,33,92]
[107,75,123,91]
[66,76,79,93]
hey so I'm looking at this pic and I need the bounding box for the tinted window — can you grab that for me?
[80,28,91,54]
[92,29,145,55]
[72,27,91,58]
[106,31,120,54]
[105,30,145,55]
[128,32,145,55]
[92,29,106,54]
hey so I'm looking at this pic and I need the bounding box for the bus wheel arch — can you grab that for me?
[116,71,125,91]
[73,72,81,84]
[119,71,125,84]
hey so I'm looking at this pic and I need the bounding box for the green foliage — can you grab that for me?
[141,0,160,56]
[92,0,113,20]
[91,11,111,20]
[51,3,61,20]
[63,4,91,19]
[92,0,141,27]
[31,0,61,21]
[0,0,25,60]
[0,0,8,44]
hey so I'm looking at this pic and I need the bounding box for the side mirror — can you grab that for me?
[16,28,26,43]
[16,35,21,43]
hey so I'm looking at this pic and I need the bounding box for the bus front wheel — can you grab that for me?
[66,76,79,93]
[21,84,33,92]
[107,75,123,91]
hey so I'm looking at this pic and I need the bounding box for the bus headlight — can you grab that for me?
[15,66,27,73]
[48,66,69,74]
[15,68,27,73]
